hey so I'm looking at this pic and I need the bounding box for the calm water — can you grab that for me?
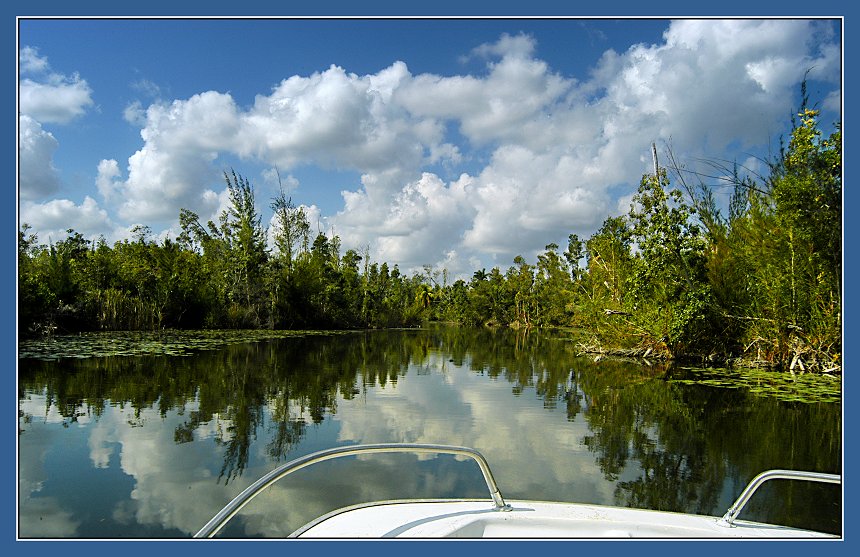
[18,326,841,538]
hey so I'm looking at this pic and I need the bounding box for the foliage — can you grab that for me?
[17,101,841,373]
[625,169,715,355]
[688,105,842,370]
[19,171,425,335]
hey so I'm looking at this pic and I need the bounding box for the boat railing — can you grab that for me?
[194,443,511,538]
[717,469,841,527]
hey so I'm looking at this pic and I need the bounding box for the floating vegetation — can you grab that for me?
[669,367,841,404]
[18,329,358,361]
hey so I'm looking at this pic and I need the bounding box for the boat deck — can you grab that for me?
[293,500,838,539]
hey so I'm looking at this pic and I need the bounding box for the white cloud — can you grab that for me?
[340,172,475,268]
[131,77,162,99]
[20,77,94,125]
[823,89,841,113]
[113,91,241,222]
[18,46,98,235]
[19,46,94,124]
[397,42,571,147]
[21,21,839,275]
[469,31,537,60]
[20,196,113,244]
[96,158,122,201]
[239,62,435,175]
[261,167,299,193]
[19,46,49,74]
[19,115,61,200]
[344,20,839,275]
[109,61,455,229]
[123,100,147,127]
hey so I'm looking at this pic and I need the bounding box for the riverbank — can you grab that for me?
[568,328,841,376]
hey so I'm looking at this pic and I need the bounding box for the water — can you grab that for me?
[17,326,841,538]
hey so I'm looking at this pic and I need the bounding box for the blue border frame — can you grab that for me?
[5,1,853,556]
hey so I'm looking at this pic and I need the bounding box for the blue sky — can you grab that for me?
[18,17,841,278]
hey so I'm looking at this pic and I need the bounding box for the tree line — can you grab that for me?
[19,169,430,334]
[18,104,840,372]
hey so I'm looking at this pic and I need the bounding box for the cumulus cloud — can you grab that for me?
[19,115,61,200]
[18,46,97,234]
[396,45,570,147]
[469,31,538,60]
[19,46,49,74]
[19,46,93,124]
[112,91,241,222]
[109,61,457,228]
[20,21,840,276]
[123,100,147,127]
[360,20,837,275]
[237,61,453,190]
[20,77,93,124]
[96,159,122,201]
[261,167,299,193]
[335,172,475,268]
[20,196,113,244]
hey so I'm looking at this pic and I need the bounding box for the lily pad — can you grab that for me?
[669,367,841,404]
[18,329,356,361]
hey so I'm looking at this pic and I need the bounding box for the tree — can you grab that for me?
[271,188,310,276]
[415,283,434,311]
[18,224,53,334]
[507,255,535,327]
[564,234,585,282]
[584,216,634,308]
[175,170,268,327]
[535,243,575,326]
[773,108,841,304]
[223,170,268,322]
[626,168,714,355]
[724,108,841,368]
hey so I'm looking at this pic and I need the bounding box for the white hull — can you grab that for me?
[293,499,837,539]
[194,444,840,539]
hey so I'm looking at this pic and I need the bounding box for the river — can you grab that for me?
[17,325,841,538]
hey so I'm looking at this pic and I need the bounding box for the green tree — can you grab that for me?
[18,224,54,334]
[564,234,585,282]
[506,256,535,327]
[178,171,269,328]
[222,170,268,326]
[271,189,310,276]
[534,243,575,326]
[584,216,634,309]
[626,168,714,355]
[721,108,841,369]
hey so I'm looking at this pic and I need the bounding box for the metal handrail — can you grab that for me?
[193,443,511,538]
[718,469,841,527]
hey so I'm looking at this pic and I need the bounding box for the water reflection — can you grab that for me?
[18,326,841,538]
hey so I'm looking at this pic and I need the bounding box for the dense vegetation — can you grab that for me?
[18,106,840,372]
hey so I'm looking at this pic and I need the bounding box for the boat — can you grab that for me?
[194,443,841,539]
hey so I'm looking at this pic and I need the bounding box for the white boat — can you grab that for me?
[194,443,840,539]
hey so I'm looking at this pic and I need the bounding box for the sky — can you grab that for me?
[17,17,842,279]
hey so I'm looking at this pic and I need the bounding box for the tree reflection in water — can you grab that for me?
[18,325,841,537]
